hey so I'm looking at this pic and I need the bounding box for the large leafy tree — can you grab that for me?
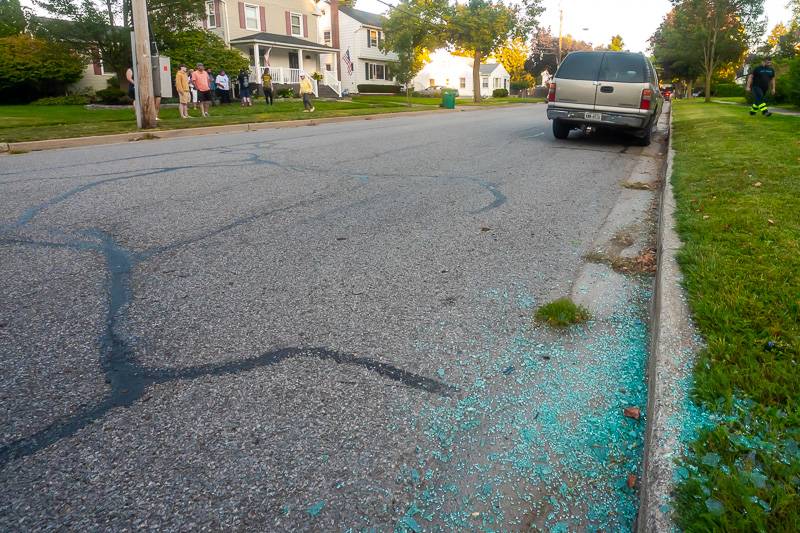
[31,0,206,88]
[0,34,84,101]
[650,8,704,93]
[0,0,26,37]
[448,0,542,102]
[494,37,529,81]
[659,0,765,102]
[525,26,591,81]
[382,0,449,102]
[161,30,248,77]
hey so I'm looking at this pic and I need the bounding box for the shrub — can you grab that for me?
[357,84,401,94]
[510,79,531,92]
[712,83,744,97]
[784,56,800,107]
[276,87,295,98]
[31,94,92,105]
[0,34,84,103]
[96,87,130,105]
[492,88,509,97]
[161,30,249,77]
[311,71,323,81]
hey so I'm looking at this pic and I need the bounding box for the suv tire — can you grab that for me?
[635,125,652,146]
[552,119,571,140]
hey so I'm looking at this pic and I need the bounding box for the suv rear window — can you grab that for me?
[555,52,603,81]
[599,53,647,83]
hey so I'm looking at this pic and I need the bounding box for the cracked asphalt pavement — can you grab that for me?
[1,106,651,530]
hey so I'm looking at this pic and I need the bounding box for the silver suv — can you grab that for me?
[546,51,663,146]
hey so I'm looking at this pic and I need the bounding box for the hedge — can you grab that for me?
[713,83,744,97]
[357,84,401,94]
[0,34,83,102]
[492,88,509,97]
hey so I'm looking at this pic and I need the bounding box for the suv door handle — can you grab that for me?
[600,86,614,93]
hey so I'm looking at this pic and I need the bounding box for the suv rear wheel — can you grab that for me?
[635,125,652,146]
[552,119,571,140]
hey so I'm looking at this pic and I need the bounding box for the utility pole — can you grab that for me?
[558,1,563,64]
[131,0,156,129]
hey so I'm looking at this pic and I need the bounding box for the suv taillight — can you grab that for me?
[548,82,556,102]
[640,89,652,110]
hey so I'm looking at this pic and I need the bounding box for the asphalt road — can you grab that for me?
[1,106,649,530]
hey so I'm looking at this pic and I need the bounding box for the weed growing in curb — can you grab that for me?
[534,298,591,327]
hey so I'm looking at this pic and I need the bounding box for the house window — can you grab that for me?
[325,63,332,71]
[290,12,302,36]
[244,4,259,30]
[205,1,216,28]
[481,77,489,88]
[493,77,502,88]
[368,29,379,47]
[365,63,388,80]
[459,77,466,89]
[323,30,331,46]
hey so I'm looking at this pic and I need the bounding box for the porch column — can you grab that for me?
[254,43,261,79]
[298,48,304,73]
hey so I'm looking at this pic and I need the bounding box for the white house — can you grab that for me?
[319,4,399,93]
[412,50,510,97]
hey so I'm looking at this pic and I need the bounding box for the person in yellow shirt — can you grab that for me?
[175,64,191,119]
[299,72,314,112]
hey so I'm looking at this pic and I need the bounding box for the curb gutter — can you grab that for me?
[1,103,539,154]
[637,108,701,530]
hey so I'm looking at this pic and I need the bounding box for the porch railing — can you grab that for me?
[322,70,342,97]
[252,66,343,97]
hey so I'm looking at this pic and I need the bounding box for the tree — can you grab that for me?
[526,26,591,80]
[31,0,206,89]
[0,0,26,37]
[664,0,765,102]
[494,37,529,81]
[651,8,704,94]
[0,34,83,102]
[160,30,248,78]
[382,0,448,103]
[609,34,624,51]
[448,0,542,102]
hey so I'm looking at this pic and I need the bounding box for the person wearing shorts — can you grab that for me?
[188,69,198,109]
[192,63,212,117]
[175,64,191,119]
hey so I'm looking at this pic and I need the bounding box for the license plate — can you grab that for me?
[585,112,602,121]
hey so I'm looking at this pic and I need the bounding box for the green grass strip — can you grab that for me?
[670,100,800,530]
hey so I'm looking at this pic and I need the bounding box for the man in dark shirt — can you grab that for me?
[747,57,776,117]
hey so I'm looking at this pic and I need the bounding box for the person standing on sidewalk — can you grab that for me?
[747,57,776,117]
[299,72,314,112]
[262,69,274,106]
[192,63,212,117]
[216,70,231,104]
[175,64,191,119]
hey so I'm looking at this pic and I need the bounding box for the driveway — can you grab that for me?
[1,106,659,530]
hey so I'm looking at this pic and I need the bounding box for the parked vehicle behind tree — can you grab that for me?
[546,51,664,146]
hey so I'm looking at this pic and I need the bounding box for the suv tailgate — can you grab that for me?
[552,52,603,109]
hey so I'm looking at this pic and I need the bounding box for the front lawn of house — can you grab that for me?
[670,100,800,530]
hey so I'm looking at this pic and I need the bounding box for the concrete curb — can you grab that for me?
[1,103,540,154]
[637,106,701,531]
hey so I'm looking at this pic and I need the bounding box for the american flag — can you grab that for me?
[263,47,271,67]
[343,48,353,75]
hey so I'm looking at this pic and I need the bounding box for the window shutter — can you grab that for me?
[303,15,308,38]
[365,62,370,80]
[285,11,291,35]
[238,2,245,29]
[366,30,371,47]
[259,5,266,32]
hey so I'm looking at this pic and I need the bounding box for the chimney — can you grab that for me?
[330,0,342,81]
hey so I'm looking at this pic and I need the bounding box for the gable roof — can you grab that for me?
[339,6,385,28]
[229,32,337,51]
[480,64,502,75]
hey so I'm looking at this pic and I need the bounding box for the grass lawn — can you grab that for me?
[0,98,427,143]
[710,95,800,112]
[670,100,800,530]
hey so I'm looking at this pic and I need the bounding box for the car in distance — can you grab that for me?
[546,51,664,145]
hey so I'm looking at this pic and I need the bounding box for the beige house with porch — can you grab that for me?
[201,0,343,96]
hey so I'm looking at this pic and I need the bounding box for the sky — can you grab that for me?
[356,0,795,53]
[19,0,795,52]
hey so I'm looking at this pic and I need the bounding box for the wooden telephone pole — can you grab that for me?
[131,0,157,129]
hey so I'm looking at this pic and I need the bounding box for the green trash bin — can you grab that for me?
[441,90,456,109]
